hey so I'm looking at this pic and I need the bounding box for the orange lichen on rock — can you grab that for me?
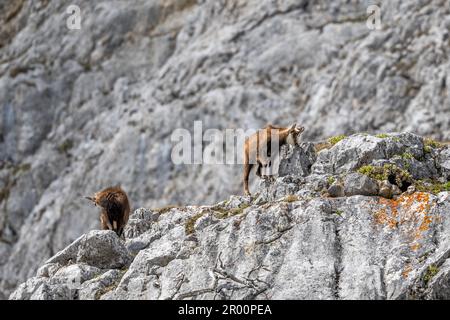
[375,197,399,229]
[402,264,413,279]
[373,207,397,229]
[372,192,438,251]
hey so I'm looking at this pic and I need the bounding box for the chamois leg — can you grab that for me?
[256,162,262,177]
[118,226,125,240]
[257,159,271,179]
[243,163,253,196]
[100,213,113,231]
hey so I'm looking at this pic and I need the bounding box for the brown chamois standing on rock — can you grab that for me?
[85,186,130,238]
[243,124,304,196]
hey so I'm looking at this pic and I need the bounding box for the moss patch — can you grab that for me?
[94,268,128,300]
[12,163,31,175]
[210,206,228,219]
[357,165,385,181]
[328,135,346,146]
[283,195,299,203]
[228,203,250,216]
[314,141,332,153]
[423,265,439,284]
[424,138,444,149]
[185,212,204,235]
[211,203,251,219]
[0,187,10,203]
[58,139,74,154]
[375,133,390,139]
[401,152,414,160]
[416,180,450,194]
[154,205,178,214]
[327,176,336,185]
[357,164,412,190]
[94,283,116,300]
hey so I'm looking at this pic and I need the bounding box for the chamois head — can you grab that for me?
[286,123,305,146]
[84,194,99,207]
[84,186,124,208]
[84,188,112,208]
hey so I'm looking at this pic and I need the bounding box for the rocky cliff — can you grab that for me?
[2,0,450,298]
[10,133,450,299]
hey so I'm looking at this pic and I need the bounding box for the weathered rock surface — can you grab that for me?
[10,133,450,300]
[344,173,379,196]
[45,230,132,270]
[2,0,450,298]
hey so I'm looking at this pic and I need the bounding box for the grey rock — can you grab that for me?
[406,185,416,195]
[328,183,345,198]
[46,230,132,270]
[424,259,450,300]
[312,133,427,176]
[392,185,402,196]
[344,173,379,197]
[379,180,394,199]
[36,263,62,279]
[278,142,316,177]
[79,270,122,300]
[439,148,450,180]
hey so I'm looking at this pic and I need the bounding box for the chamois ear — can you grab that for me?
[289,123,296,131]
[84,196,96,206]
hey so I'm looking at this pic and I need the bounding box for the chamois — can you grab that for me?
[85,186,130,238]
[243,124,304,196]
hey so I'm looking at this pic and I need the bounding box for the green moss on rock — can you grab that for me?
[424,138,444,149]
[416,180,450,194]
[58,139,74,154]
[328,135,346,146]
[423,265,439,284]
[357,164,412,188]
[185,212,204,235]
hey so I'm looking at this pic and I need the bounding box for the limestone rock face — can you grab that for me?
[10,134,450,300]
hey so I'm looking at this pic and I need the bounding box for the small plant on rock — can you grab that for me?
[424,138,444,149]
[328,135,346,146]
[327,176,336,185]
[357,164,413,190]
[423,265,439,284]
